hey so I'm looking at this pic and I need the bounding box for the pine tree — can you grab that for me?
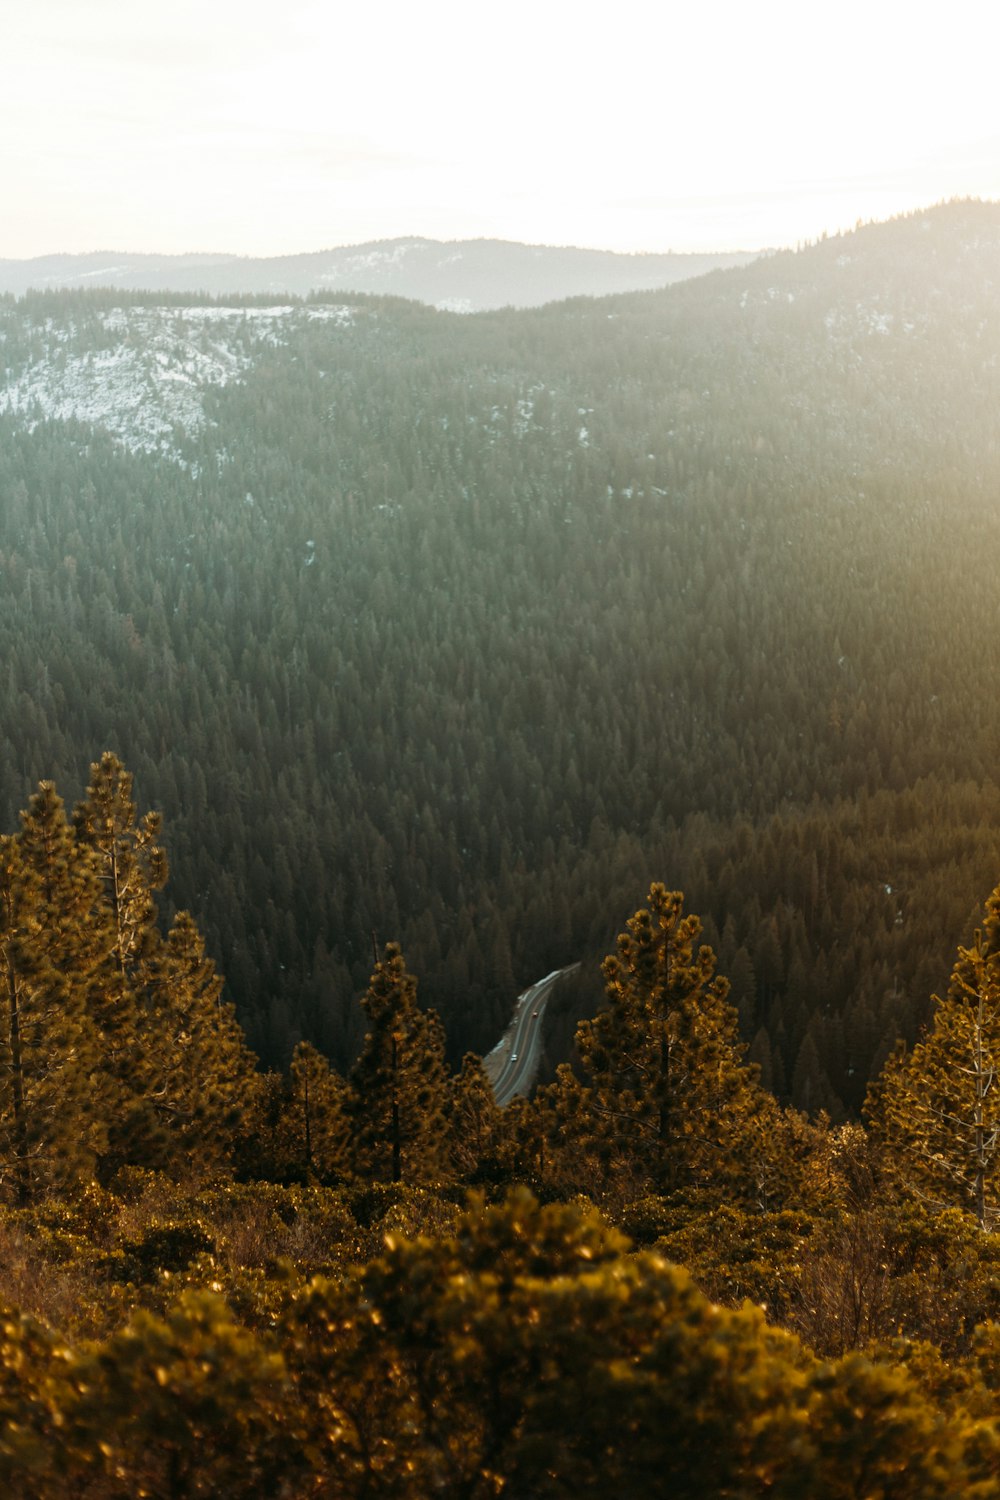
[71,754,168,1173]
[445,1052,504,1180]
[0,802,104,1202]
[19,782,101,948]
[72,754,258,1177]
[349,944,449,1184]
[141,913,262,1173]
[14,781,117,1194]
[72,753,166,1074]
[544,885,763,1199]
[870,882,1000,1227]
[73,753,168,980]
[278,1040,351,1183]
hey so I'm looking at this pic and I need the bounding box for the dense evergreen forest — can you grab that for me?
[3,198,1000,1120]
[6,192,1000,1489]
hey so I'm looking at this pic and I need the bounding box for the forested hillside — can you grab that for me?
[2,199,1000,1116]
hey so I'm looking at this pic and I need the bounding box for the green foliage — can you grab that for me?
[0,1173,995,1495]
[349,944,450,1184]
[73,750,168,985]
[75,1290,291,1498]
[278,1040,351,1183]
[638,1200,822,1322]
[279,1187,998,1498]
[871,880,1000,1225]
[0,763,266,1196]
[446,1051,506,1181]
[139,911,262,1173]
[0,785,106,1202]
[118,1219,218,1284]
[0,1302,72,1498]
[800,1353,992,1500]
[542,886,768,1202]
[3,213,1000,1491]
[5,210,1000,1104]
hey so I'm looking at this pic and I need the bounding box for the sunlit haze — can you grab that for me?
[4,0,1000,258]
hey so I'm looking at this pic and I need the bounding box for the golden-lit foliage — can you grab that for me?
[0,1187,995,1497]
[2,756,1000,1493]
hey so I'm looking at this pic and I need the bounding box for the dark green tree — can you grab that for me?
[277,1040,352,1183]
[0,832,103,1203]
[445,1051,504,1180]
[544,885,764,1199]
[349,944,449,1183]
[140,912,262,1173]
[71,755,258,1177]
[73,752,168,982]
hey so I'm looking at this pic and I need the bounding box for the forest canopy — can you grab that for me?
[3,204,1000,1122]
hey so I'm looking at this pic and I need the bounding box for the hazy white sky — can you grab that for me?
[4,0,1000,258]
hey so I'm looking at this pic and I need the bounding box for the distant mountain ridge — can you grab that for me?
[0,238,760,310]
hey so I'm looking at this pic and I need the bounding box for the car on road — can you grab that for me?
[511,1053,518,1062]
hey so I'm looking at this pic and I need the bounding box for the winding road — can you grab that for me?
[484,965,578,1106]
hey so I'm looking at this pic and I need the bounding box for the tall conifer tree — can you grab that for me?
[141,912,262,1172]
[349,944,448,1183]
[0,784,106,1201]
[871,882,1000,1228]
[446,1051,504,1180]
[72,753,166,1061]
[277,1040,352,1183]
[73,753,258,1176]
[544,885,762,1198]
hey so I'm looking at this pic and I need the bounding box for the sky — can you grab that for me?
[3,0,1000,260]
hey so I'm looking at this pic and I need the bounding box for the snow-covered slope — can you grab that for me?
[0,303,352,458]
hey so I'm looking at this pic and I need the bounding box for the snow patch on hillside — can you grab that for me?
[822,302,913,339]
[318,243,418,278]
[0,303,354,458]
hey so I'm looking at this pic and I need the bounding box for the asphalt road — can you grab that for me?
[485,966,577,1106]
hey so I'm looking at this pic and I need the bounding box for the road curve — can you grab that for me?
[484,965,579,1106]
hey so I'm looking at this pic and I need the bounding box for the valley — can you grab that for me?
[2,201,1000,1117]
